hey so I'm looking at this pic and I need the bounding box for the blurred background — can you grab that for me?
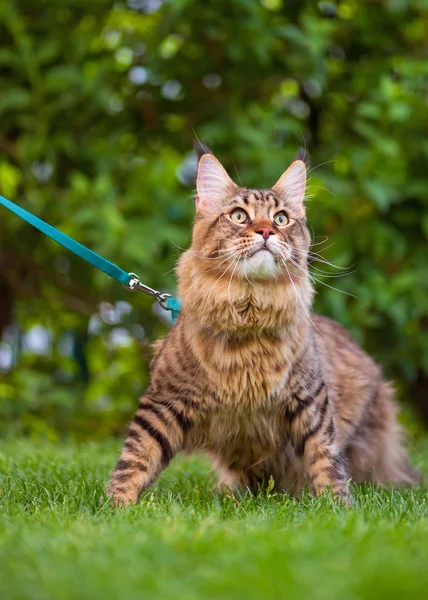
[1,0,428,439]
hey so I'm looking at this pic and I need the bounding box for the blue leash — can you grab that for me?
[0,194,182,323]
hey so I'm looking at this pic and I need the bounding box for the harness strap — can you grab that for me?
[0,194,181,322]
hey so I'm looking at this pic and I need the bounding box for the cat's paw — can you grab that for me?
[217,469,247,496]
[107,487,137,508]
[334,490,353,507]
[217,480,241,496]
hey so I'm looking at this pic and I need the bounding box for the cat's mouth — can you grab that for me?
[249,245,274,258]
[242,246,281,280]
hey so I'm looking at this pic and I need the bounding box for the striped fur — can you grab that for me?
[107,157,419,506]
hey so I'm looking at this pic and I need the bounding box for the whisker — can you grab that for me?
[204,252,240,305]
[287,255,356,298]
[231,158,242,185]
[279,257,321,333]
[309,268,355,279]
[243,257,256,288]
[227,255,241,314]
[308,242,337,255]
[286,255,317,286]
[307,159,336,173]
[168,239,189,252]
[306,185,336,198]
[307,252,353,272]
[310,236,330,247]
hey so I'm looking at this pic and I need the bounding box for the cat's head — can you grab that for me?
[177,153,313,331]
[192,153,310,281]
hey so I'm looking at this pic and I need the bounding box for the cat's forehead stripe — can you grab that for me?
[231,189,280,208]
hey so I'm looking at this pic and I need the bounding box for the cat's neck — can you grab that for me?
[177,251,314,338]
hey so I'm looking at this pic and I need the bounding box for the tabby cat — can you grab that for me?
[107,152,418,506]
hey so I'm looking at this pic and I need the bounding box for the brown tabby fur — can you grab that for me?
[107,154,419,506]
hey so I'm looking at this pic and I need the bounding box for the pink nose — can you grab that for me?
[256,227,275,240]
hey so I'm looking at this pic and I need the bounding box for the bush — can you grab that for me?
[1,0,428,435]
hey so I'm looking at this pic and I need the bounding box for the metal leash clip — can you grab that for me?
[125,273,172,310]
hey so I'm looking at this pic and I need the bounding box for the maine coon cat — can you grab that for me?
[107,152,418,505]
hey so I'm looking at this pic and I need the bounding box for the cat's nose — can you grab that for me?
[256,227,275,240]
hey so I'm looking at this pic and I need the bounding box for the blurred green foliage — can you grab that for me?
[1,0,428,437]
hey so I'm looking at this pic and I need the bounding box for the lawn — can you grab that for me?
[0,438,427,600]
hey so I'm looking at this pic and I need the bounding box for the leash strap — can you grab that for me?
[0,194,182,322]
[165,296,182,324]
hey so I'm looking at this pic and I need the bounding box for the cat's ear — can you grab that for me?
[196,154,236,214]
[272,160,307,214]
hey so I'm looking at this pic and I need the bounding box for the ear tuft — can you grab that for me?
[196,154,235,213]
[272,160,306,212]
[194,139,213,160]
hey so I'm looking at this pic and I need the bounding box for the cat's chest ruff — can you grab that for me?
[190,400,287,461]
[195,332,297,406]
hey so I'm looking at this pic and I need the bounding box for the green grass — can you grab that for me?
[0,439,427,600]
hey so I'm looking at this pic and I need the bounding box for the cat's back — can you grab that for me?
[311,312,384,438]
[311,313,380,379]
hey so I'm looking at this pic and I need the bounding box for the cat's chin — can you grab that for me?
[240,250,282,280]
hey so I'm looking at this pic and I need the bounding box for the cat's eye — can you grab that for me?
[273,212,288,227]
[230,209,249,224]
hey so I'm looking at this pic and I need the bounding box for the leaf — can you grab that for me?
[0,162,22,197]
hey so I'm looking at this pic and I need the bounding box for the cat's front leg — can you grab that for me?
[288,384,350,503]
[107,390,194,506]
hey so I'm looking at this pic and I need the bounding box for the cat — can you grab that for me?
[107,152,419,506]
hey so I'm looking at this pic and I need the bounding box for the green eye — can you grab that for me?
[273,212,288,227]
[230,209,249,224]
